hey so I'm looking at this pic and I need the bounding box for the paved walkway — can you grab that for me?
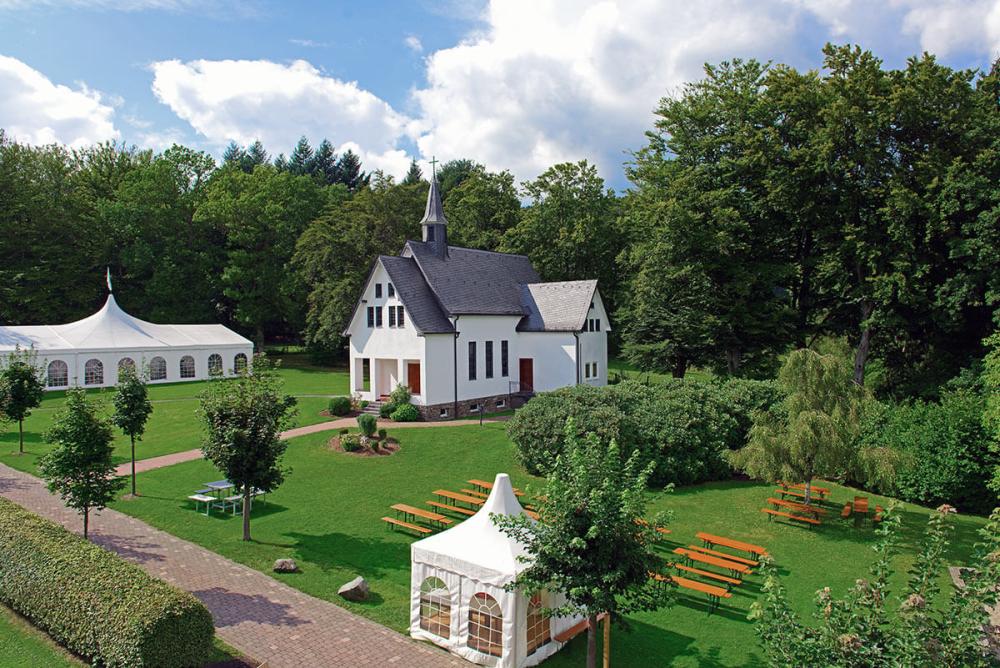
[115,415,510,476]
[0,463,460,668]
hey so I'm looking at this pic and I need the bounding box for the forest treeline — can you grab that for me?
[1,44,997,399]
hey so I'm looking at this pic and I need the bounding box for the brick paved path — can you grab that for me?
[115,415,510,476]
[0,463,461,668]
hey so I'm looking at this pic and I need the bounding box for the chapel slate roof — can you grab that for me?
[517,280,599,332]
[379,256,455,334]
[404,241,541,316]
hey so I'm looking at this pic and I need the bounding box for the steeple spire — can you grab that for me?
[420,156,448,257]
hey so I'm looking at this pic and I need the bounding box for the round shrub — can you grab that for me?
[357,413,377,437]
[340,433,362,452]
[377,428,388,439]
[327,396,352,416]
[379,402,397,419]
[390,403,419,422]
[389,384,411,406]
[338,427,349,435]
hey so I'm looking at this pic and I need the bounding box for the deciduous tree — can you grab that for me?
[112,363,153,497]
[0,347,44,454]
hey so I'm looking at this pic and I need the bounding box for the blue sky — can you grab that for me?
[1,1,998,189]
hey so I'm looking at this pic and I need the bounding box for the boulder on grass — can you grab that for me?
[273,558,298,573]
[338,576,369,602]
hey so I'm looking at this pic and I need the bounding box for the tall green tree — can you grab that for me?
[983,332,1000,496]
[0,347,44,454]
[39,389,124,538]
[435,158,479,198]
[336,149,368,192]
[311,139,339,185]
[401,158,423,185]
[443,166,520,250]
[199,358,296,541]
[112,363,153,497]
[287,136,313,176]
[494,419,673,668]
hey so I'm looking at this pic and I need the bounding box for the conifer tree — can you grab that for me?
[311,139,339,185]
[336,149,368,191]
[402,158,423,185]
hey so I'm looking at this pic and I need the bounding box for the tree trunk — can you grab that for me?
[586,614,598,668]
[255,324,265,354]
[853,301,874,386]
[242,491,252,541]
[671,357,688,379]
[130,434,136,496]
[18,419,23,454]
[726,349,741,376]
[804,479,812,505]
[603,614,611,668]
[83,507,89,539]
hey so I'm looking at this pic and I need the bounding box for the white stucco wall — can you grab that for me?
[578,288,610,387]
[516,332,578,392]
[454,315,522,403]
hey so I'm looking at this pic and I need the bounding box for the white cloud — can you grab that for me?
[0,54,119,147]
[404,35,424,53]
[150,58,413,176]
[896,0,1000,58]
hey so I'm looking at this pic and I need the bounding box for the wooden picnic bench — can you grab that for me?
[841,503,852,519]
[696,532,768,559]
[391,503,453,529]
[873,505,884,523]
[761,508,820,527]
[553,612,606,643]
[672,563,742,589]
[433,489,486,507]
[673,547,750,578]
[652,572,732,611]
[686,544,758,568]
[768,497,828,517]
[460,488,489,499]
[427,500,476,516]
[779,481,830,496]
[382,516,432,535]
[467,479,525,497]
[636,518,673,535]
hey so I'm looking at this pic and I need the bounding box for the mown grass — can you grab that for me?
[0,359,350,475]
[0,603,84,667]
[110,423,989,667]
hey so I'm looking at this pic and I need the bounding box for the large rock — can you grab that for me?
[338,576,370,602]
[273,558,298,573]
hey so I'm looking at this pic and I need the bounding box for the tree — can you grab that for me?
[0,347,44,454]
[983,332,1000,496]
[38,389,124,538]
[311,139,339,185]
[336,149,368,192]
[112,363,153,497]
[493,419,673,668]
[198,357,296,541]
[435,158,479,198]
[287,136,313,176]
[443,167,520,251]
[728,342,896,502]
[401,158,423,185]
[751,505,1000,667]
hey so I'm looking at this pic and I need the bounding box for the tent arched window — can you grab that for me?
[84,359,104,385]
[149,357,167,381]
[46,360,68,388]
[234,353,248,373]
[208,353,223,376]
[467,592,502,657]
[419,577,451,638]
[179,355,195,379]
[118,357,135,375]
[526,592,551,655]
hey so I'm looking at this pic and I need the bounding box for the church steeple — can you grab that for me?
[420,157,447,258]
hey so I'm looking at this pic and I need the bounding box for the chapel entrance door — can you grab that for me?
[407,362,421,395]
[519,358,534,393]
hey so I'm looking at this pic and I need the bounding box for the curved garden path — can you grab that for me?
[114,415,510,477]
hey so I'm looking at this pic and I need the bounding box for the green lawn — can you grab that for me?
[109,423,988,667]
[0,358,349,475]
[0,604,83,667]
[608,357,715,384]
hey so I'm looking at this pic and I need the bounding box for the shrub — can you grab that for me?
[338,427,349,435]
[379,402,396,418]
[712,378,785,449]
[327,396,352,416]
[390,403,420,422]
[377,428,387,439]
[389,383,411,406]
[360,400,370,409]
[0,497,214,667]
[357,413,377,437]
[340,432,362,452]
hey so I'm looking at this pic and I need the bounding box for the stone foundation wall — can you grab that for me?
[416,392,529,421]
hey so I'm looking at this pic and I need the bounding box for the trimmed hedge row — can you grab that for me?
[0,497,214,667]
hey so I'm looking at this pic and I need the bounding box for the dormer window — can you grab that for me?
[375,283,383,298]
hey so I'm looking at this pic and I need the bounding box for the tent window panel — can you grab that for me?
[419,577,451,638]
[526,593,551,655]
[118,357,135,375]
[150,357,167,381]
[46,360,68,388]
[84,359,103,385]
[234,353,248,373]
[467,592,502,657]
[179,355,196,379]
[208,353,223,376]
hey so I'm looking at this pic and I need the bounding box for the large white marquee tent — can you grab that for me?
[0,292,253,390]
[410,473,581,667]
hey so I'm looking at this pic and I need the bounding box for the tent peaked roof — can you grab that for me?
[411,473,533,586]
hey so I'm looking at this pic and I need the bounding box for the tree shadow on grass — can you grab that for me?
[192,587,309,628]
[283,530,410,579]
[671,595,752,624]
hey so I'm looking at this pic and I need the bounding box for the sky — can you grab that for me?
[1,0,999,190]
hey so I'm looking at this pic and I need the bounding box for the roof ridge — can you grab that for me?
[405,239,530,260]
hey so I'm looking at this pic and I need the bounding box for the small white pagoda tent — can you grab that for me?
[410,474,581,667]
[0,291,253,390]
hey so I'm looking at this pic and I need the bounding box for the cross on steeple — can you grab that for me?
[428,156,439,180]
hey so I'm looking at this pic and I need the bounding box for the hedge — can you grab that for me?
[0,497,214,667]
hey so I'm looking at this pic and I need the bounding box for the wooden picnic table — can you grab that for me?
[391,503,453,529]
[768,497,828,517]
[433,489,486,507]
[780,481,830,496]
[853,496,869,514]
[775,487,829,503]
[673,547,750,578]
[467,479,525,496]
[696,532,768,559]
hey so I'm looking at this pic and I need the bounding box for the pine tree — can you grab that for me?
[401,158,423,185]
[273,153,288,171]
[311,139,339,185]
[287,137,313,176]
[336,149,368,191]
[222,141,246,168]
[245,141,269,171]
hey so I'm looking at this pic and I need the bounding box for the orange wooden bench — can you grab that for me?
[672,563,742,589]
[673,547,750,578]
[653,572,732,611]
[841,503,852,519]
[761,508,820,527]
[696,532,768,559]
[382,516,432,534]
[635,518,673,535]
[768,497,827,517]
[873,505,884,523]
[553,612,606,643]
[685,544,758,568]
[460,488,489,499]
[427,501,476,516]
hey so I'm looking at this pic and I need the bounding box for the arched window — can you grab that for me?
[526,592,550,655]
[419,577,451,638]
[47,360,68,388]
[208,353,223,376]
[467,593,502,657]
[234,353,248,374]
[84,359,104,385]
[118,357,135,376]
[179,355,195,379]
[149,357,167,381]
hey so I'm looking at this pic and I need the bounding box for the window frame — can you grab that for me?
[208,353,223,376]
[501,340,508,377]
[387,283,395,297]
[467,592,503,657]
[84,358,103,386]
[233,353,248,374]
[485,341,493,379]
[46,360,68,388]
[396,305,404,328]
[389,305,397,327]
[468,341,477,380]
[179,355,196,379]
[367,306,375,328]
[419,577,451,639]
[375,283,383,298]
[375,306,383,327]
[150,356,167,381]
[526,592,551,656]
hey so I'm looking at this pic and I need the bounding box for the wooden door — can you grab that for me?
[407,362,421,395]
[519,358,534,392]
